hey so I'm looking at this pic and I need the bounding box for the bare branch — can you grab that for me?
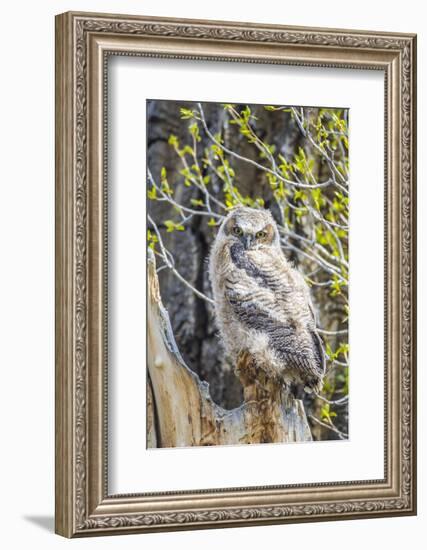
[317,328,348,336]
[315,393,349,406]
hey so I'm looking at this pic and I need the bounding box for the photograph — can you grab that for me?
[146,99,349,448]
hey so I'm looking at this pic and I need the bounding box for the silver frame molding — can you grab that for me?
[55,11,417,538]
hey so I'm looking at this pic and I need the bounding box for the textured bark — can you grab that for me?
[147,249,312,448]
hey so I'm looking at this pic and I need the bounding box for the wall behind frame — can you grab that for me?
[0,0,424,548]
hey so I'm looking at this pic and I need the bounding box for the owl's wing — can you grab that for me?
[306,294,326,376]
[310,325,326,376]
[263,259,326,379]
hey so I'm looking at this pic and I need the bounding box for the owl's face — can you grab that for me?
[220,207,279,250]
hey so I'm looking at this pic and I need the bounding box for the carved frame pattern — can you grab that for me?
[55,11,416,537]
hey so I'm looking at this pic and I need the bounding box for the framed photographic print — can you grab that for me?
[55,11,417,537]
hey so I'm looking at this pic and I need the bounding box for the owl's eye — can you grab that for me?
[233,226,243,236]
[256,230,267,239]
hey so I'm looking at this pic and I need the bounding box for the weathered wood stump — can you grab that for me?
[147,249,312,448]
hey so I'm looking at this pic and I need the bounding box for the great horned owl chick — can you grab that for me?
[209,206,325,395]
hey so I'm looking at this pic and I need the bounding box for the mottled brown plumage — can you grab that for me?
[209,206,325,395]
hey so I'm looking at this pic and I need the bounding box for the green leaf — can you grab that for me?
[293,189,307,202]
[147,187,157,200]
[168,134,179,146]
[190,198,204,207]
[240,106,251,121]
[164,220,175,232]
[147,229,158,243]
[330,275,343,296]
[189,122,201,142]
[311,188,323,211]
[321,404,331,420]
[294,207,306,221]
[160,167,173,196]
[213,133,224,144]
[179,145,193,156]
[259,143,276,159]
[164,220,185,233]
[180,107,195,120]
[211,144,223,158]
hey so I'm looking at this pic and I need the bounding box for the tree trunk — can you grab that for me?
[147,249,312,448]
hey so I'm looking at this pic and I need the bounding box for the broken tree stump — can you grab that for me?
[147,249,312,448]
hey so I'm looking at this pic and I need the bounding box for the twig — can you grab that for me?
[314,393,349,406]
[281,238,347,281]
[308,414,348,440]
[317,328,348,336]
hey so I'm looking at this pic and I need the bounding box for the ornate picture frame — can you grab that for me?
[55,11,417,537]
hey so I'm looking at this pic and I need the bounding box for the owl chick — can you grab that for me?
[209,206,325,396]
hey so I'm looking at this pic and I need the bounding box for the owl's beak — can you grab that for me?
[242,235,253,250]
